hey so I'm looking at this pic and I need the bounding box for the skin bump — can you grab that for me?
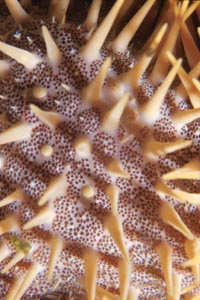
[0,0,199,299]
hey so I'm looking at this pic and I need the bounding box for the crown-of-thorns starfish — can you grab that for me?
[0,0,200,299]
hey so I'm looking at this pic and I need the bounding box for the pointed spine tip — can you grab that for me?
[183,1,200,21]
[0,122,33,145]
[84,0,103,31]
[102,92,129,133]
[104,214,128,259]
[141,58,182,124]
[38,174,67,206]
[150,12,182,85]
[126,22,168,89]
[160,201,194,240]
[30,104,62,129]
[172,108,200,131]
[143,137,192,160]
[112,0,156,53]
[0,41,41,70]
[80,0,125,63]
[167,51,200,108]
[162,159,200,180]
[106,159,130,179]
[42,25,62,66]
[82,56,111,105]
[23,206,55,230]
[48,0,70,24]
[5,0,31,24]
[180,22,200,69]
[0,188,24,208]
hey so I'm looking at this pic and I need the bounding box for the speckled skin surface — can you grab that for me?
[0,0,200,299]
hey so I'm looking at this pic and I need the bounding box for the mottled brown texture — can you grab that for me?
[0,0,199,299]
